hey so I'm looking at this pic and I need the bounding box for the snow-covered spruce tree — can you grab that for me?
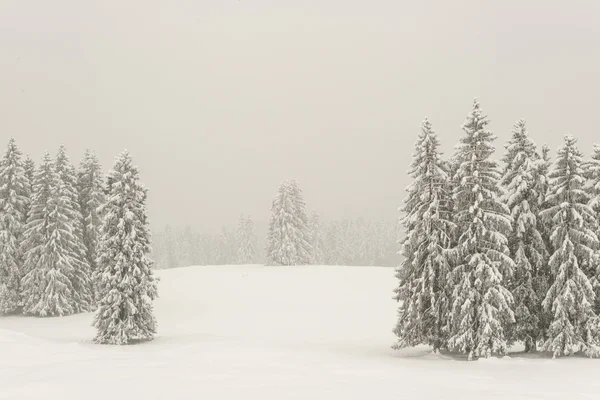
[77,150,105,293]
[55,146,93,312]
[266,181,297,265]
[447,100,515,360]
[288,180,312,264]
[265,180,311,266]
[0,138,30,313]
[93,151,158,345]
[393,118,454,351]
[500,120,549,351]
[541,135,600,357]
[535,145,553,246]
[236,215,257,264]
[23,156,35,221]
[20,153,77,316]
[584,144,600,314]
[308,211,326,264]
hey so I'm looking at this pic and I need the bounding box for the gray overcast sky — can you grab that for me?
[1,0,600,231]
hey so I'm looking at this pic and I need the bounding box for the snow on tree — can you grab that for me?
[539,135,600,357]
[393,118,454,351]
[55,146,93,312]
[0,138,30,313]
[531,144,554,341]
[77,150,105,295]
[584,144,600,314]
[500,119,549,351]
[447,100,515,360]
[93,151,158,345]
[288,180,312,264]
[265,180,312,266]
[236,215,257,264]
[535,145,553,245]
[20,153,77,316]
[308,211,325,264]
[23,156,35,221]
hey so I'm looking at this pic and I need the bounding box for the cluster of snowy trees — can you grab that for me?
[394,99,600,360]
[0,140,157,345]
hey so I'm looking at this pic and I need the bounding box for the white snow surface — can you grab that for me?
[0,265,599,399]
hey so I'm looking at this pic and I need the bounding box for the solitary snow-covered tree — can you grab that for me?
[447,100,515,360]
[236,215,257,264]
[21,153,77,316]
[93,151,158,345]
[265,180,312,266]
[393,118,454,351]
[55,146,93,312]
[541,135,600,357]
[501,120,549,351]
[308,211,326,264]
[77,150,105,295]
[0,138,30,313]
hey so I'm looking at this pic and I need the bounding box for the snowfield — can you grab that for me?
[0,265,599,399]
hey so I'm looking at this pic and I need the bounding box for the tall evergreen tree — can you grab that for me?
[20,153,77,316]
[55,146,92,312]
[393,118,454,351]
[265,180,311,266]
[236,215,257,264]
[77,150,105,292]
[93,151,158,344]
[308,211,326,264]
[540,135,600,357]
[447,100,515,360]
[501,120,548,351]
[0,139,30,313]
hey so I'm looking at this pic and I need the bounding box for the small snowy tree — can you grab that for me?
[393,118,454,351]
[78,150,105,293]
[501,120,549,351]
[0,138,30,313]
[93,151,158,345]
[20,153,77,316]
[55,146,93,312]
[540,135,600,357]
[236,215,257,264]
[265,180,312,266]
[447,100,515,360]
[308,211,326,264]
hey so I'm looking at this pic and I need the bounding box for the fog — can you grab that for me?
[2,0,600,231]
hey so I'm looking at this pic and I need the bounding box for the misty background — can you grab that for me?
[2,0,600,235]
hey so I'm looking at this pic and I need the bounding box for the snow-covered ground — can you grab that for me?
[0,265,598,399]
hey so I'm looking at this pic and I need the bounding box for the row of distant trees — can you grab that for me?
[152,197,398,268]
